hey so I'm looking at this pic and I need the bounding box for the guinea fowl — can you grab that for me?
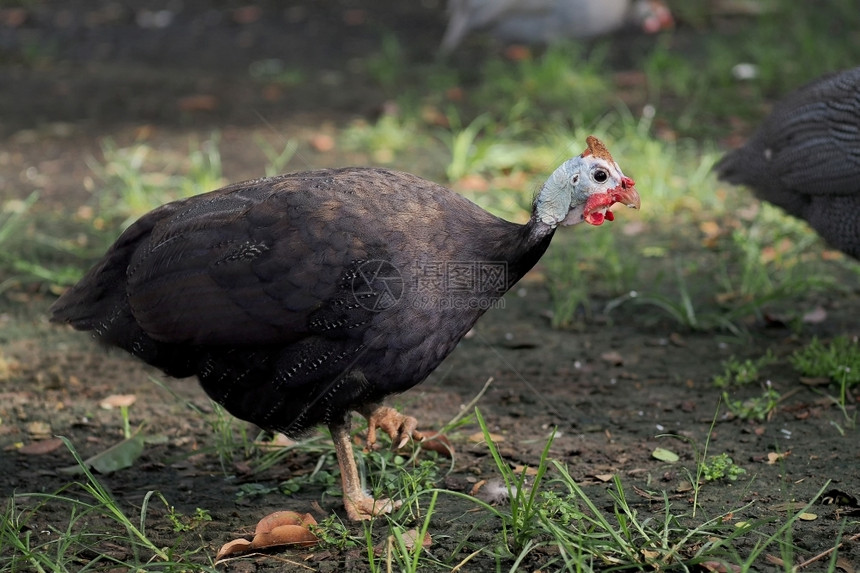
[50,136,640,521]
[715,66,860,259]
[440,0,673,55]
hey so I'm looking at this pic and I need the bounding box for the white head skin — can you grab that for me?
[535,136,640,228]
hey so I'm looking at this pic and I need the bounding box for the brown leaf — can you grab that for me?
[799,377,830,387]
[215,538,253,560]
[468,431,504,443]
[836,557,855,573]
[396,528,432,551]
[701,560,742,572]
[26,421,51,439]
[512,465,538,476]
[99,394,137,409]
[254,511,318,543]
[420,434,454,458]
[600,351,624,366]
[215,511,319,561]
[18,437,63,455]
[641,548,660,561]
[766,451,790,465]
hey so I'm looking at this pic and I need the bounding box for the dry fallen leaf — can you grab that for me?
[99,394,137,409]
[766,451,790,465]
[420,434,454,458]
[600,350,624,366]
[26,421,52,439]
[18,437,63,455]
[700,559,742,572]
[375,528,432,556]
[394,528,432,551]
[468,431,504,443]
[216,511,319,561]
[216,538,253,559]
[512,465,538,476]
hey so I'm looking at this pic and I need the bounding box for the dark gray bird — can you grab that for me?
[50,136,639,521]
[715,66,860,259]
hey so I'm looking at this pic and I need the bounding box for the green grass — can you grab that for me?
[1,405,850,572]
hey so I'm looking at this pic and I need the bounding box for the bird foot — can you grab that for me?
[361,405,424,450]
[344,492,402,521]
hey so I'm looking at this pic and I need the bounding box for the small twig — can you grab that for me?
[450,548,483,572]
[443,376,494,430]
[793,531,860,571]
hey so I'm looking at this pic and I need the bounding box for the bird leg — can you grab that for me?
[358,403,425,450]
[329,421,401,521]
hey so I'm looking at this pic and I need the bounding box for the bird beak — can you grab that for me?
[579,176,641,226]
[612,176,640,210]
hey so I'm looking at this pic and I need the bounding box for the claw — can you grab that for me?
[361,405,424,450]
[344,493,402,521]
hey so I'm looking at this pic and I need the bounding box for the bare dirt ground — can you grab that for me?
[1,1,858,571]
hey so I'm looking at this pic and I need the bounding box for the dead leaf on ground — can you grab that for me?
[701,559,742,572]
[468,431,504,444]
[18,437,64,455]
[216,511,319,561]
[99,394,137,409]
[836,557,855,573]
[420,433,454,458]
[799,377,830,387]
[374,528,432,556]
[26,421,52,439]
[593,473,615,482]
[512,465,538,476]
[766,451,790,465]
[600,350,624,366]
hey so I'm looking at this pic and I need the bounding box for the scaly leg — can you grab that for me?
[329,421,401,521]
[359,403,425,450]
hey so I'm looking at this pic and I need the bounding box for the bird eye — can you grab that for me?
[593,169,608,183]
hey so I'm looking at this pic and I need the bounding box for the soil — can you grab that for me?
[1,2,859,571]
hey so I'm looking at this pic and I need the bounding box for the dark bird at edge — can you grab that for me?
[715,66,860,259]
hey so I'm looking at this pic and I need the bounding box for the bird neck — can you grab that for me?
[491,215,556,291]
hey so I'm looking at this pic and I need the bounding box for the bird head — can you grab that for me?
[633,0,674,34]
[535,136,640,228]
